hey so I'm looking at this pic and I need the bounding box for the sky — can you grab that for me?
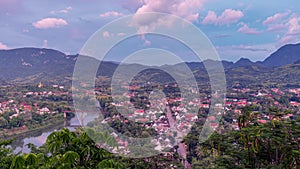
[0,0,300,62]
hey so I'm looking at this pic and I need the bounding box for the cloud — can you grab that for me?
[130,0,207,35]
[238,23,262,34]
[216,44,276,61]
[102,31,110,38]
[231,45,269,52]
[263,11,290,32]
[266,24,286,32]
[143,39,151,46]
[140,34,152,46]
[263,11,290,25]
[0,42,9,49]
[135,0,206,22]
[43,40,48,48]
[32,18,68,29]
[214,34,231,38]
[99,11,124,17]
[262,12,300,46]
[276,15,300,46]
[102,31,126,38]
[202,9,244,26]
[277,35,298,46]
[117,32,126,36]
[50,6,72,14]
[116,0,144,12]
[286,16,300,35]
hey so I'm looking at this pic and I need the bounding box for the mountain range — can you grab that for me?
[0,43,299,87]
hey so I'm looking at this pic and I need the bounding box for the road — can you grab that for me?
[166,106,192,169]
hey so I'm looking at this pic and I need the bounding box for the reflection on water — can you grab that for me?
[14,130,57,154]
[12,113,99,154]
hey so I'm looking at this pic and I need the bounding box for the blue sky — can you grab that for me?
[0,0,300,62]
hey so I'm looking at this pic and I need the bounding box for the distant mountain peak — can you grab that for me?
[262,43,300,67]
[236,57,253,63]
[233,57,254,67]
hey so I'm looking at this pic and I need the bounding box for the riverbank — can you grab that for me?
[0,118,65,140]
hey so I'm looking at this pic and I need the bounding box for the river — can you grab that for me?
[12,115,86,154]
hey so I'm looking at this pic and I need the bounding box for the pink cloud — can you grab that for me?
[238,23,262,34]
[102,31,110,38]
[287,16,300,35]
[276,15,300,46]
[202,9,244,26]
[135,0,206,22]
[266,24,286,32]
[0,42,9,49]
[202,11,217,25]
[263,12,290,25]
[263,11,291,32]
[143,39,151,46]
[50,6,72,14]
[131,0,207,35]
[32,18,68,29]
[277,35,298,47]
[99,11,124,17]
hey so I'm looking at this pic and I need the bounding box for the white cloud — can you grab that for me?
[99,11,124,17]
[0,42,9,50]
[238,23,262,34]
[32,18,68,29]
[202,9,244,26]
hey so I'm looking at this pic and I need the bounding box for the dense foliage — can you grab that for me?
[188,108,300,169]
[0,128,182,169]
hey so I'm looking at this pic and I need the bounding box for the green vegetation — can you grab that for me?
[188,108,300,169]
[0,128,182,169]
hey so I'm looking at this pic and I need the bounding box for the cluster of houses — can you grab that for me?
[0,84,67,121]
[0,100,55,120]
[1,81,299,156]
[97,84,300,153]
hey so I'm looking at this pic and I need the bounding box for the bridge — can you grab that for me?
[63,110,85,128]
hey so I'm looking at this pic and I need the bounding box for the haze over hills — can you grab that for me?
[0,43,299,86]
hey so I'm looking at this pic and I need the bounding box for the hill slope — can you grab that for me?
[262,43,300,67]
